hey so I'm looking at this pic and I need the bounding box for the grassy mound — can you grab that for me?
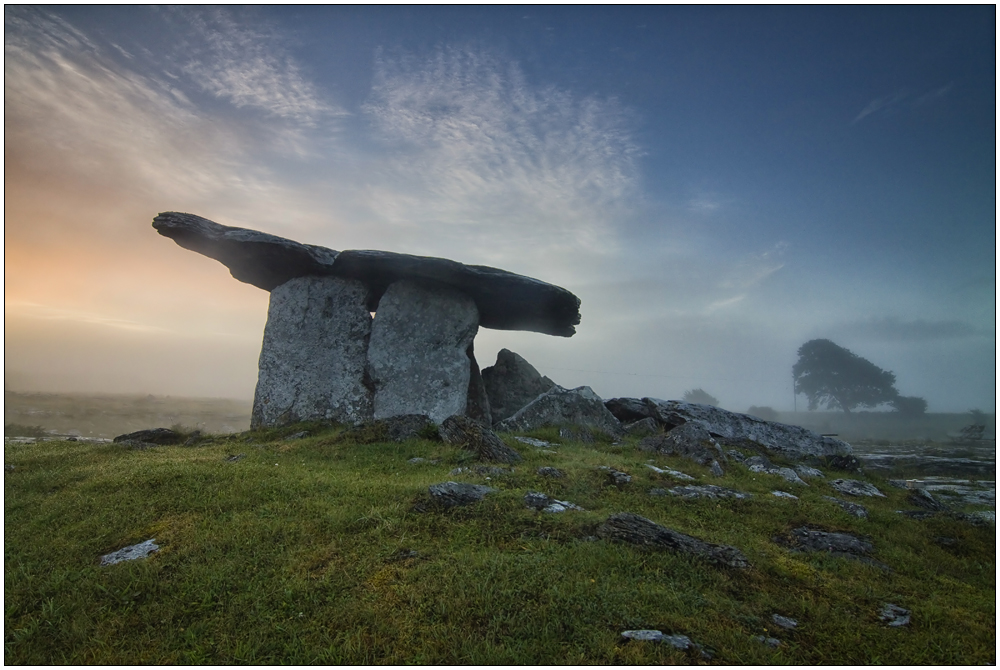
[4,424,994,664]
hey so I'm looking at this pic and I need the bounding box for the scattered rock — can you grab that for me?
[604,397,654,423]
[772,491,799,500]
[439,415,522,464]
[464,343,492,426]
[778,526,888,570]
[621,629,664,642]
[407,457,439,465]
[822,454,864,473]
[286,431,310,440]
[795,465,825,479]
[638,422,726,467]
[513,436,552,448]
[641,398,853,459]
[754,636,781,648]
[369,281,479,424]
[887,479,909,489]
[645,463,696,481]
[822,496,869,519]
[907,488,949,511]
[4,464,15,472]
[224,454,245,462]
[668,485,753,500]
[536,466,565,478]
[427,481,495,508]
[619,630,709,657]
[480,349,557,424]
[710,460,725,477]
[623,417,659,437]
[100,539,159,566]
[597,512,750,569]
[251,276,373,428]
[649,488,668,496]
[113,428,184,445]
[449,465,510,477]
[497,386,623,439]
[153,212,582,337]
[726,450,747,463]
[879,603,911,627]
[746,456,808,486]
[598,466,632,486]
[771,614,798,630]
[523,491,583,513]
[829,479,885,498]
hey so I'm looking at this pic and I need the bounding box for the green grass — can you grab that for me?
[4,426,995,664]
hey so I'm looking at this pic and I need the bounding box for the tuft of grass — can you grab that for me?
[4,424,995,664]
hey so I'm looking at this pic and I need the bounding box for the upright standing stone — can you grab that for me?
[368,280,479,424]
[251,276,373,428]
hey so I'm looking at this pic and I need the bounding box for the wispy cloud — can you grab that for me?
[853,83,954,124]
[5,301,171,334]
[853,89,908,124]
[360,47,641,274]
[175,8,343,127]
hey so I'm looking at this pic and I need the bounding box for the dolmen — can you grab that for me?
[153,212,582,428]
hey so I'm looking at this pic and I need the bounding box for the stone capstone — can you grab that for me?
[251,276,373,428]
[153,212,581,337]
[597,512,750,569]
[368,281,479,424]
[480,349,557,424]
[496,386,623,438]
[438,415,522,464]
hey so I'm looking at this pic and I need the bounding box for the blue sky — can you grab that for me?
[5,6,995,413]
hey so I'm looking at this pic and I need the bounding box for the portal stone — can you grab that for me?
[251,276,373,428]
[368,280,479,424]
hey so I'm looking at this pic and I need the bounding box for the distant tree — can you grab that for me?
[892,395,928,417]
[682,388,719,406]
[746,406,780,422]
[792,339,898,414]
[956,409,988,443]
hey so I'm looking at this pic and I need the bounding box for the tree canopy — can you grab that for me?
[792,339,898,413]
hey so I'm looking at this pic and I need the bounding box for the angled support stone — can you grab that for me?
[251,276,374,428]
[368,280,479,424]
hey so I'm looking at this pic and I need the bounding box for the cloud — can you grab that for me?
[853,89,908,124]
[5,301,171,335]
[838,316,980,342]
[360,47,641,275]
[174,8,344,127]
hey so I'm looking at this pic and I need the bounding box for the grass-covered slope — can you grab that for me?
[4,425,995,664]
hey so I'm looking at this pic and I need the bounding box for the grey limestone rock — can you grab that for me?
[907,488,949,511]
[638,422,726,467]
[597,512,750,569]
[772,491,799,499]
[778,526,888,570]
[438,415,522,464]
[513,436,552,448]
[645,463,696,481]
[668,485,753,500]
[599,466,632,487]
[523,491,583,513]
[755,636,781,648]
[771,614,798,630]
[643,398,852,459]
[746,456,808,486]
[879,603,911,627]
[496,385,623,438]
[251,276,373,428]
[604,397,654,423]
[154,212,581,337]
[368,280,479,424]
[113,428,184,445]
[795,464,825,478]
[428,481,495,507]
[822,496,869,519]
[536,466,565,478]
[624,417,660,437]
[710,460,725,477]
[480,349,556,424]
[464,344,492,426]
[101,539,159,566]
[621,629,664,642]
[830,479,885,498]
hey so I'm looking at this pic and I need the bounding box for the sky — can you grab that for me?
[4,6,996,414]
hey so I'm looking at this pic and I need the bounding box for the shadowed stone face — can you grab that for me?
[251,276,373,428]
[368,280,479,424]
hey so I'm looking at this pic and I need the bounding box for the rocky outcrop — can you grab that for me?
[251,276,373,428]
[438,415,522,464]
[597,512,750,569]
[496,386,623,438]
[829,479,885,498]
[637,422,727,468]
[777,526,888,570]
[481,349,557,423]
[822,496,869,519]
[368,281,479,424]
[428,481,495,508]
[153,212,581,337]
[605,397,852,459]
